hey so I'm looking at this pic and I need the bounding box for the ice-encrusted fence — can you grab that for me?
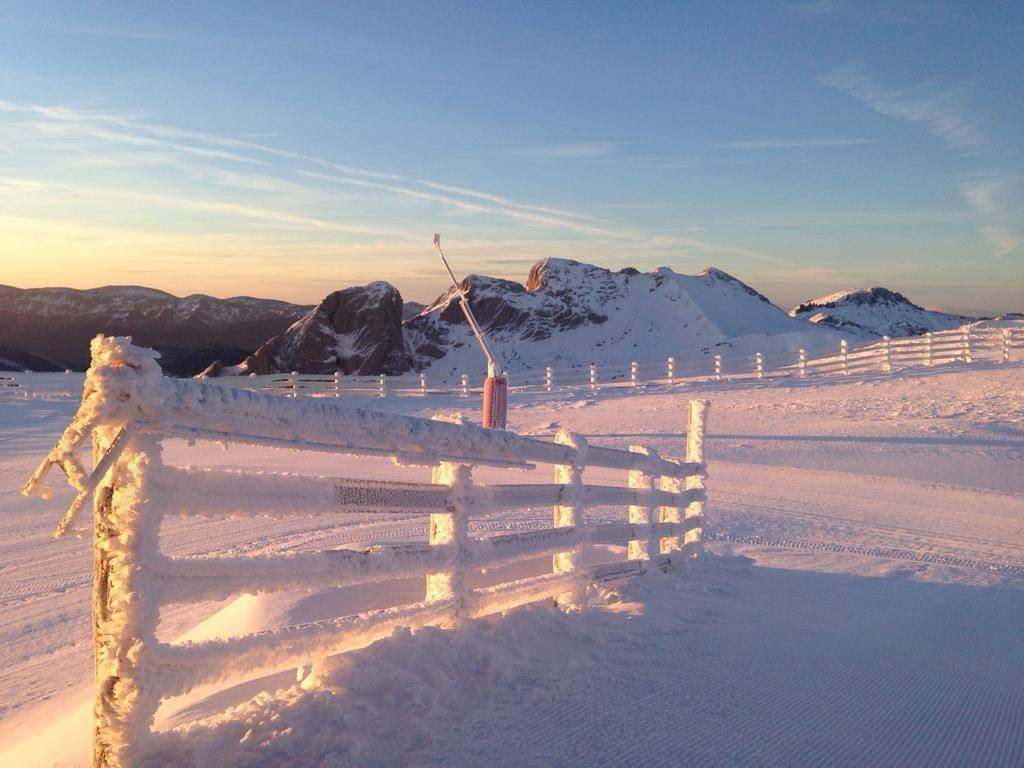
[22,337,708,768]
[205,322,1024,400]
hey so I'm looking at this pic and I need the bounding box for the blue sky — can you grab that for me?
[0,1,1021,314]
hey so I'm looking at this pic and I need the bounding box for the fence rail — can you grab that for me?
[22,336,709,768]
[194,322,1024,400]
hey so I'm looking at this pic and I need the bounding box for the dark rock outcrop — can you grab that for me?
[241,282,413,375]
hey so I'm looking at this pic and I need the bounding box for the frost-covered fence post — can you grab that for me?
[682,400,708,556]
[657,401,707,564]
[553,430,588,607]
[755,352,763,380]
[882,336,892,373]
[840,339,849,375]
[630,360,638,387]
[545,366,553,392]
[667,356,675,383]
[627,445,660,565]
[714,354,722,381]
[925,331,933,366]
[589,363,597,392]
[425,461,472,613]
[333,370,341,398]
[460,373,468,398]
[419,372,427,397]
[290,371,299,398]
[1003,329,1011,364]
[378,374,386,398]
[962,328,972,363]
[92,431,164,768]
[798,348,806,379]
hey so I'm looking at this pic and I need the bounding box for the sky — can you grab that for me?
[0,1,1021,315]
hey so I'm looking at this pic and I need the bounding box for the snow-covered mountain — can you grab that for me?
[403,258,842,378]
[0,285,310,375]
[788,287,968,338]
[213,258,842,378]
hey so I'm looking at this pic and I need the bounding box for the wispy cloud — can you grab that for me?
[791,0,840,16]
[716,138,876,151]
[820,64,984,152]
[820,67,1019,260]
[514,142,628,159]
[298,170,634,238]
[979,225,1020,259]
[0,95,789,289]
[43,23,183,42]
[413,179,598,222]
[0,97,615,235]
[958,178,1019,258]
[0,175,407,237]
[959,177,1004,218]
[30,120,265,164]
[182,165,310,194]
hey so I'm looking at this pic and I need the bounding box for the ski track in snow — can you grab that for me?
[0,365,1022,765]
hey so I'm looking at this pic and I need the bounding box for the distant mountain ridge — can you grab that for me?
[0,284,311,376]
[5,269,990,378]
[212,258,849,379]
[788,287,969,338]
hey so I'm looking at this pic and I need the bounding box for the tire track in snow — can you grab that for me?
[708,531,1024,577]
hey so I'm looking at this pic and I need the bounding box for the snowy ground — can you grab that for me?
[0,365,1022,766]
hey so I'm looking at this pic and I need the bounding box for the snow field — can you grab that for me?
[0,353,1022,766]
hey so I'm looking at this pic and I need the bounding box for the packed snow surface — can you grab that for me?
[1,360,1023,766]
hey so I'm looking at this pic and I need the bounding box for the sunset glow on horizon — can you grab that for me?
[1,2,1021,315]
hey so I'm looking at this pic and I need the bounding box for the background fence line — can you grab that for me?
[189,323,1023,401]
[3,324,1020,403]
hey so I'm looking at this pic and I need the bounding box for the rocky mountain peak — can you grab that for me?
[240,282,412,375]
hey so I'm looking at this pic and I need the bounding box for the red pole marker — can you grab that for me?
[482,374,508,429]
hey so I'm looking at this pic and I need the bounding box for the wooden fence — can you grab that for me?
[22,336,708,768]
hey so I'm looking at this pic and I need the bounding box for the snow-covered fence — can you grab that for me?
[23,337,709,768]
[199,322,1024,401]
